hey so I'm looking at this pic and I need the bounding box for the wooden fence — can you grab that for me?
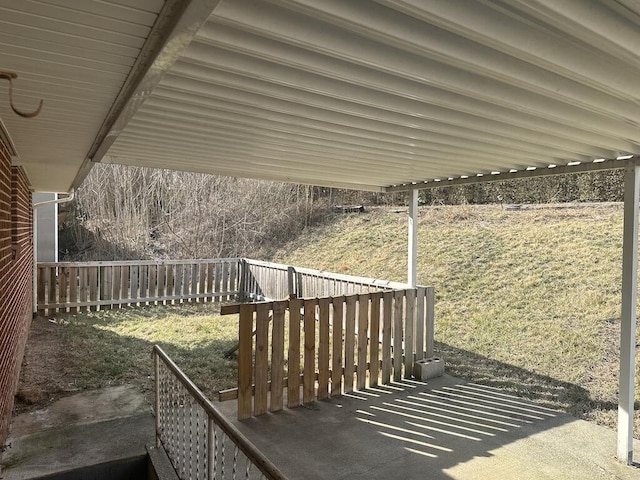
[37,259,240,315]
[220,287,435,419]
[240,259,289,301]
[242,259,408,300]
[38,258,413,315]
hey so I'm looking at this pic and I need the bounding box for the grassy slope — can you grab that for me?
[274,204,639,433]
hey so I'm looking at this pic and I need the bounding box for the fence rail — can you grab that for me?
[220,287,434,420]
[37,259,240,315]
[153,345,288,480]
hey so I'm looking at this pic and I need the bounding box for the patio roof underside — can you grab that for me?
[3,0,640,193]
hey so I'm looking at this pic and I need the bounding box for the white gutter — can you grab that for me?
[33,191,74,316]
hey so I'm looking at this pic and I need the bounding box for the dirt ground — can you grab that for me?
[14,317,89,415]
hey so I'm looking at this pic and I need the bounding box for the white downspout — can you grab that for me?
[32,191,74,316]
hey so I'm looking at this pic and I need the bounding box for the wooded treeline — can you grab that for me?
[60,164,624,261]
[420,169,624,205]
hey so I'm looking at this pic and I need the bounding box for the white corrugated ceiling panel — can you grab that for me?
[103,0,640,191]
[0,0,163,192]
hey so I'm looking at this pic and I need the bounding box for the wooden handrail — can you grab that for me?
[242,258,409,290]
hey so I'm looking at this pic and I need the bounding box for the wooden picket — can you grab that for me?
[36,259,241,314]
[37,258,423,315]
[36,257,436,424]
[242,259,408,301]
[220,286,435,419]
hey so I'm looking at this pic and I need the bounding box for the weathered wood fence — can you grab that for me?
[241,259,408,301]
[37,259,240,315]
[37,258,411,315]
[220,286,435,419]
[36,258,437,421]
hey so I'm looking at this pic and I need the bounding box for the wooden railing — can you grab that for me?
[153,345,287,480]
[240,259,289,301]
[220,287,434,419]
[242,259,408,300]
[293,264,409,297]
[37,259,240,315]
[38,258,414,315]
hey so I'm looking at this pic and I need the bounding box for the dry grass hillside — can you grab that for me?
[273,203,639,436]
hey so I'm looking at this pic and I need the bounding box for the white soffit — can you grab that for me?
[0,0,164,192]
[101,0,640,191]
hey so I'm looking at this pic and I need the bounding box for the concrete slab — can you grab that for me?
[217,375,640,480]
[1,385,154,480]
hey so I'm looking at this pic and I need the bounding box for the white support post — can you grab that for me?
[408,189,418,288]
[618,164,639,465]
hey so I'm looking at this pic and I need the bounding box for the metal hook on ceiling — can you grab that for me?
[0,71,43,118]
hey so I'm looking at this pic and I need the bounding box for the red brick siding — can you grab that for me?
[0,138,32,448]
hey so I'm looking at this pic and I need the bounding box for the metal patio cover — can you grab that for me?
[1,0,640,193]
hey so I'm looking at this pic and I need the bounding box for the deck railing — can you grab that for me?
[220,286,435,419]
[153,345,287,480]
[36,259,240,315]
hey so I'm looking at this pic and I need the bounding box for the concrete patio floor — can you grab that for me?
[2,385,154,479]
[217,374,640,480]
[2,376,639,479]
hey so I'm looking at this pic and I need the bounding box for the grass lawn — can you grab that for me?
[274,203,640,436]
[17,303,239,410]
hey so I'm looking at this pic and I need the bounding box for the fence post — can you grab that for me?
[303,299,316,404]
[288,298,302,408]
[48,266,57,315]
[207,416,215,480]
[254,303,270,416]
[238,304,254,419]
[426,287,435,358]
[238,259,247,302]
[404,289,416,378]
[154,349,160,448]
[393,291,404,382]
[37,266,45,316]
[287,266,297,298]
[415,287,425,361]
[297,271,303,299]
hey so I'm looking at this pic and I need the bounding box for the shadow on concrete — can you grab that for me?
[225,374,638,480]
[215,342,639,479]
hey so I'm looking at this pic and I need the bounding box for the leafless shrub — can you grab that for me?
[60,164,362,260]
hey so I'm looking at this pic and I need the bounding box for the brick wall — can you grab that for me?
[0,137,32,448]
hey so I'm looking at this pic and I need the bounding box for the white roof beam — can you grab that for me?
[369,0,640,98]
[133,105,568,167]
[103,153,386,191]
[386,157,639,192]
